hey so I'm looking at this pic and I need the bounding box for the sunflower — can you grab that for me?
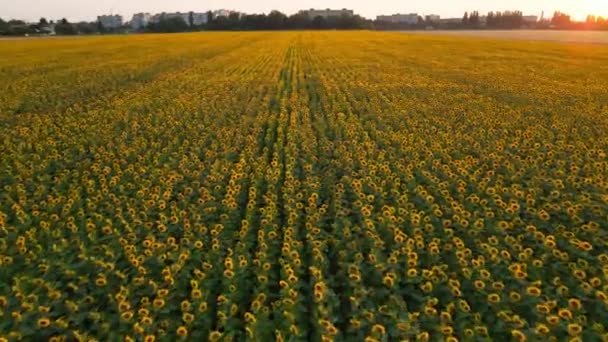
[144,335,156,342]
[458,299,471,312]
[371,324,385,335]
[558,309,573,320]
[487,293,501,304]
[474,326,488,336]
[474,280,485,290]
[535,324,550,335]
[121,312,134,321]
[511,330,526,342]
[176,326,188,337]
[416,332,430,341]
[508,291,521,302]
[153,298,165,309]
[546,315,560,325]
[526,286,541,297]
[37,318,51,328]
[568,298,582,311]
[182,313,194,324]
[567,323,582,336]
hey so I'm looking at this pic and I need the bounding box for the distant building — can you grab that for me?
[521,15,539,28]
[150,12,208,26]
[190,12,209,26]
[213,9,236,18]
[300,8,354,20]
[40,24,56,35]
[376,13,418,25]
[425,15,440,23]
[98,15,123,29]
[131,13,152,30]
[439,18,463,26]
[152,12,185,25]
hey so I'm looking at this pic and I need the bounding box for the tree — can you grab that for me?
[97,20,105,33]
[469,11,480,27]
[485,10,522,29]
[551,11,571,28]
[39,18,48,26]
[76,21,98,34]
[286,12,310,29]
[0,18,8,34]
[148,17,189,33]
[416,16,425,29]
[8,19,26,26]
[311,16,326,29]
[487,12,495,27]
[266,10,287,30]
[228,12,241,28]
[188,11,194,27]
[203,9,371,31]
[463,12,469,26]
[55,18,77,35]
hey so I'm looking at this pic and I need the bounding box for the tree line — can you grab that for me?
[1,9,607,36]
[0,18,102,36]
[146,11,372,32]
[462,11,608,30]
[0,11,372,36]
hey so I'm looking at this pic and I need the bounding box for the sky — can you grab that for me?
[1,0,606,23]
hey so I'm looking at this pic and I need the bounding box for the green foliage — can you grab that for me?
[147,17,190,33]
[55,18,77,35]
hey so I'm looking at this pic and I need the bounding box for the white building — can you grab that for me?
[213,9,235,18]
[376,13,418,25]
[98,15,123,29]
[150,12,208,26]
[523,15,539,24]
[131,13,152,30]
[300,8,354,20]
[191,12,209,26]
[425,15,440,23]
[152,12,188,25]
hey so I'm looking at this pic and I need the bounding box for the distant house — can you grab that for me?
[376,13,419,25]
[213,9,237,18]
[425,15,441,23]
[98,15,123,29]
[131,13,152,30]
[299,8,354,20]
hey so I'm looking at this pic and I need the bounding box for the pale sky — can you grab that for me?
[1,0,606,22]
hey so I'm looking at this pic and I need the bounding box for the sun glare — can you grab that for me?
[584,1,607,18]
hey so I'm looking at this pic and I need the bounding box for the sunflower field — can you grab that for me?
[1,32,608,341]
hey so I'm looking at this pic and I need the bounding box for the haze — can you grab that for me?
[1,0,605,22]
